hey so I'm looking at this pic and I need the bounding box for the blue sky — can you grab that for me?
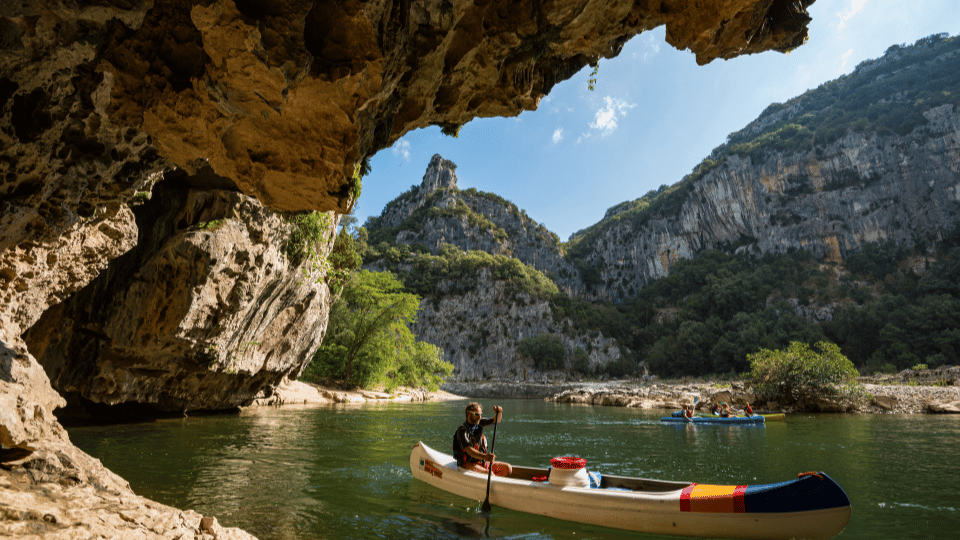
[355,0,960,241]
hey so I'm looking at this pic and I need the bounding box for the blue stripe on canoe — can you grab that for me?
[743,473,851,513]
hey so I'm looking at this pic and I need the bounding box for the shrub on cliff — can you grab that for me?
[283,211,332,266]
[748,341,868,407]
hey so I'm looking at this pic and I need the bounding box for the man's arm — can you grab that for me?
[463,445,495,463]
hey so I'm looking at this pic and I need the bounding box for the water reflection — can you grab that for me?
[68,400,960,540]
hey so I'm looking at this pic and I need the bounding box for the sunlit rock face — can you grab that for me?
[579,104,960,302]
[374,154,582,293]
[23,176,334,414]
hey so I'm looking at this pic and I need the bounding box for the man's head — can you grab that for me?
[465,402,482,423]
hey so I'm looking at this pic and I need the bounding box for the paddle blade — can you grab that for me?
[481,499,491,512]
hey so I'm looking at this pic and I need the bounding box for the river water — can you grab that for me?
[69,399,960,540]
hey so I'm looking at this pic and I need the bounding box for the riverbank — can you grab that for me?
[259,379,464,406]
[440,378,960,414]
[261,373,960,414]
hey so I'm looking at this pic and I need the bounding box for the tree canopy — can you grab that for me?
[748,341,867,407]
[301,270,452,390]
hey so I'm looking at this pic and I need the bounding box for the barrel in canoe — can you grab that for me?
[410,441,851,540]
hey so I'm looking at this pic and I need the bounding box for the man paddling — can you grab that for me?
[453,402,513,477]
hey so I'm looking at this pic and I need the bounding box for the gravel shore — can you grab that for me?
[445,378,960,414]
[861,383,960,413]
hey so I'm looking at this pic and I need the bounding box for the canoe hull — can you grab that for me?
[699,413,786,422]
[661,415,766,425]
[410,441,850,540]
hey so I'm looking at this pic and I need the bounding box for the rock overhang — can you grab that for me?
[0,0,815,218]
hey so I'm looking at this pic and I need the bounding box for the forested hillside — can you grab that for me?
[360,33,960,380]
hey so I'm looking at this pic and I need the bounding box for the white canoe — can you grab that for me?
[410,441,851,540]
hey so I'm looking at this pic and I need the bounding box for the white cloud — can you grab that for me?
[837,48,855,74]
[588,96,637,136]
[392,139,411,161]
[552,127,564,144]
[837,0,868,31]
[634,32,661,62]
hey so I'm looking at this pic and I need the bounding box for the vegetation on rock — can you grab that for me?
[748,341,868,407]
[517,334,566,370]
[282,211,332,266]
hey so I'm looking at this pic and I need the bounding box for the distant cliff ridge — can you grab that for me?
[566,34,960,301]
[577,104,960,301]
[411,271,621,382]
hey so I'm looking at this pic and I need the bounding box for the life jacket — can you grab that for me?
[745,404,754,415]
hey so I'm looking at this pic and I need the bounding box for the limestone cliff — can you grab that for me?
[568,36,960,302]
[364,156,623,381]
[575,106,960,301]
[23,176,334,417]
[417,270,621,381]
[369,154,581,293]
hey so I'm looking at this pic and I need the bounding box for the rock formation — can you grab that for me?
[575,104,960,301]
[567,37,960,302]
[0,0,815,535]
[365,155,624,380]
[23,177,334,418]
[371,154,580,292]
[413,269,622,380]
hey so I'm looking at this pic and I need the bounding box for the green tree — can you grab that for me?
[302,271,452,389]
[571,348,591,375]
[327,226,363,294]
[748,341,867,408]
[517,334,566,370]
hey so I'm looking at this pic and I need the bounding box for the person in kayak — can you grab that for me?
[453,402,513,477]
[744,403,754,417]
[720,402,736,417]
[711,403,722,415]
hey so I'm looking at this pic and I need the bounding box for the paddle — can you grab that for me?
[481,413,499,512]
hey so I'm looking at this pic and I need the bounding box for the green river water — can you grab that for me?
[69,398,959,540]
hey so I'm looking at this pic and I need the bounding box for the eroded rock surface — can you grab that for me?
[23,179,334,415]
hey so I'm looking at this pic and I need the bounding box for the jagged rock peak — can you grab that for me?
[421,155,459,195]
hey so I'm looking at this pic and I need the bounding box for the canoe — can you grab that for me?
[410,441,851,540]
[660,415,765,425]
[699,413,786,422]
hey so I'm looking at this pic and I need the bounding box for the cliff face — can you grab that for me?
[374,154,581,292]
[23,179,333,416]
[413,271,621,381]
[579,104,960,301]
[365,156,622,380]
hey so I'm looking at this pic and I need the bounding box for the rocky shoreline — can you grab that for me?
[441,371,960,414]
